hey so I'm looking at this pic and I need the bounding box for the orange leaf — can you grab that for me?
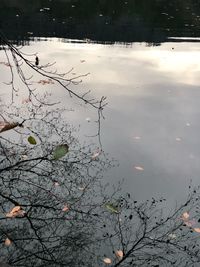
[6,206,25,218]
[62,205,69,212]
[115,250,123,259]
[194,228,200,233]
[5,238,11,246]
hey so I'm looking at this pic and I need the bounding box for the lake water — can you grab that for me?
[1,38,200,204]
[1,0,200,203]
[2,2,200,266]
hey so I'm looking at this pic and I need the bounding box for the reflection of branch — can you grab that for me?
[0,156,48,174]
[2,67,200,266]
[0,32,107,111]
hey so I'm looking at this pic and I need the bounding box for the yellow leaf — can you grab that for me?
[115,250,123,259]
[5,238,11,246]
[103,258,112,264]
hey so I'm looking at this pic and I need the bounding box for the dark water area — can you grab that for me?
[1,0,200,44]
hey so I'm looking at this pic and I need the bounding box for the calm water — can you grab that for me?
[1,0,200,202]
[2,2,200,266]
[1,39,200,203]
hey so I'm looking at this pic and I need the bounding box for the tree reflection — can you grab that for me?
[1,39,200,267]
[0,101,112,266]
[1,101,200,266]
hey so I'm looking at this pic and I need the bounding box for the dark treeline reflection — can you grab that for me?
[1,0,200,45]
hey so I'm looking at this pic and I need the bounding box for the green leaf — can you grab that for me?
[53,144,69,160]
[105,203,119,214]
[28,136,37,145]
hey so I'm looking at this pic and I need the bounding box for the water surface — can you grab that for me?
[1,39,200,203]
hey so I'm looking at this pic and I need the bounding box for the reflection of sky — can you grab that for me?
[1,39,200,203]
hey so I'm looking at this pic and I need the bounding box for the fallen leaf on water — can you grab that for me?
[168,233,176,239]
[182,212,189,221]
[6,206,25,218]
[0,122,19,133]
[134,166,144,171]
[0,121,7,130]
[62,205,69,212]
[28,136,37,145]
[103,258,112,264]
[21,154,28,160]
[91,150,101,160]
[53,144,69,160]
[105,203,119,214]
[115,250,123,259]
[194,228,200,233]
[5,238,11,246]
